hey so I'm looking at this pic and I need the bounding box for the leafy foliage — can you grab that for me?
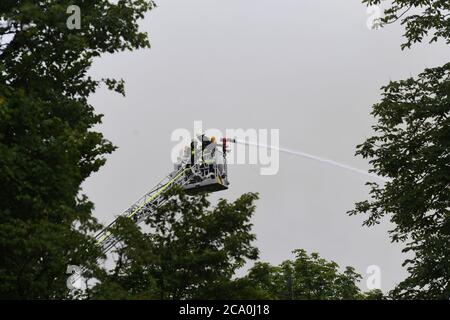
[354,0,450,300]
[0,1,155,298]
[350,63,450,299]
[88,186,379,300]
[364,0,450,49]
[89,189,259,300]
[236,250,367,300]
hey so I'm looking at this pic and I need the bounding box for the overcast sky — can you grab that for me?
[83,0,450,292]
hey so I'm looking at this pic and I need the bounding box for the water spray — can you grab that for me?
[226,138,388,182]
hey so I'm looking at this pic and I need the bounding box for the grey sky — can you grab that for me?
[83,0,450,292]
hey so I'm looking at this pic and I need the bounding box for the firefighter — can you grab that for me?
[190,139,196,166]
[204,137,216,162]
[203,136,217,175]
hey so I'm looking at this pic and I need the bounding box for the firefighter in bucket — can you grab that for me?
[182,134,229,193]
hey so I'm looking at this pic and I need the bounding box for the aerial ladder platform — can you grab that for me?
[93,135,232,256]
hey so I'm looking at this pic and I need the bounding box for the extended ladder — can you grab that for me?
[68,137,232,289]
[94,164,196,255]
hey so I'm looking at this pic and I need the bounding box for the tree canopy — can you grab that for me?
[350,63,450,299]
[88,188,381,300]
[351,0,450,299]
[235,250,371,300]
[364,0,450,49]
[0,0,155,299]
[88,189,259,300]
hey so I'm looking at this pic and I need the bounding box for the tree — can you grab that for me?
[0,1,156,299]
[88,189,259,300]
[349,64,450,299]
[351,1,450,299]
[364,0,450,49]
[88,188,374,300]
[239,250,366,300]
